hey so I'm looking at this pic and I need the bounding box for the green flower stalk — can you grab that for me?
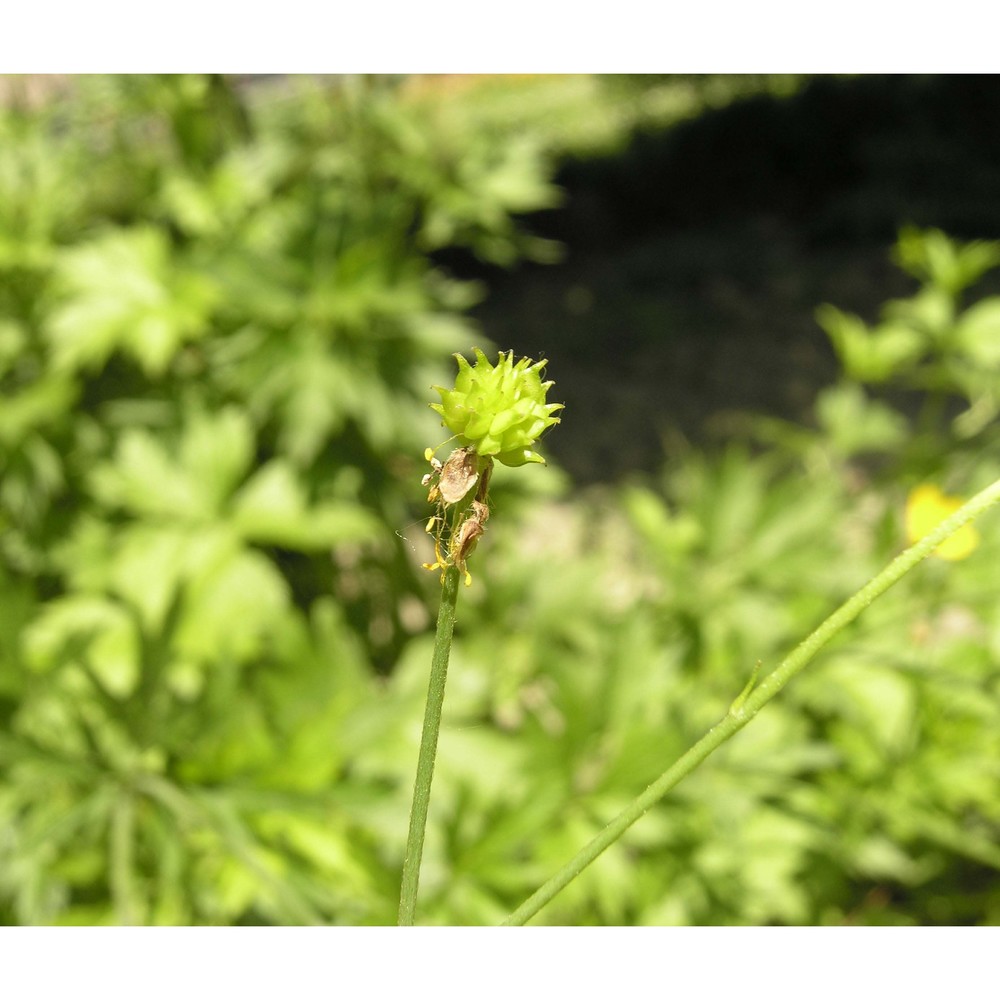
[399,349,561,925]
[431,348,564,467]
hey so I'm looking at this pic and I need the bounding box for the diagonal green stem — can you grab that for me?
[502,476,1000,926]
[399,564,461,925]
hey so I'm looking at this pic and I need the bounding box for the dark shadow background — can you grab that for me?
[445,75,1000,484]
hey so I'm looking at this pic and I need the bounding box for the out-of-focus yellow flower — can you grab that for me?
[905,484,980,560]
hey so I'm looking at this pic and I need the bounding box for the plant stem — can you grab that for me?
[502,475,1000,926]
[110,788,137,926]
[399,564,462,925]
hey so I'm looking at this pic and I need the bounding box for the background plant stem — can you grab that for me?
[110,788,137,926]
[398,564,462,925]
[502,475,1000,926]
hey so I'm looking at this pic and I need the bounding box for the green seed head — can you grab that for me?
[430,349,564,466]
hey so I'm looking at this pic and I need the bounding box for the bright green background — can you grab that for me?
[2,74,1000,925]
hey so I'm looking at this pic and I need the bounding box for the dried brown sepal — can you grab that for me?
[474,456,493,504]
[420,450,493,586]
[437,447,479,506]
[452,500,490,586]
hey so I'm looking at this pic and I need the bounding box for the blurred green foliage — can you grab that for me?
[2,75,1000,926]
[0,74,561,924]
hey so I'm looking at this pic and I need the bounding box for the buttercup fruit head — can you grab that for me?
[430,348,564,467]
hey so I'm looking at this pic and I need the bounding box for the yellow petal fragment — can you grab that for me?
[905,484,980,561]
